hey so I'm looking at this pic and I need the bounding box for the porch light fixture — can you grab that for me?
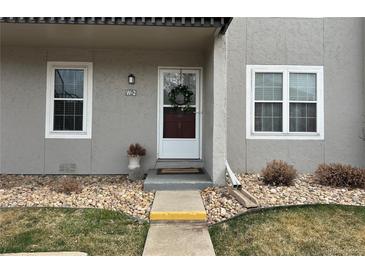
[128,74,135,85]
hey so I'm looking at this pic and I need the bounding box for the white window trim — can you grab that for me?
[45,61,93,139]
[246,65,324,140]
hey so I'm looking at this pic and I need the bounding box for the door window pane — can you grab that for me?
[163,72,180,104]
[255,72,283,100]
[163,107,195,138]
[289,103,316,132]
[254,103,283,132]
[289,73,316,101]
[54,69,84,98]
[182,73,196,105]
[163,72,196,105]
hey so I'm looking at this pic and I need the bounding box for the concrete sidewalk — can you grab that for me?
[143,223,215,256]
[143,190,215,256]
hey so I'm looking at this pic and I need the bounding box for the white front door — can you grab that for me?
[158,68,201,159]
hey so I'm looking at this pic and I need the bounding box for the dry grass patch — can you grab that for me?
[51,177,83,195]
[209,204,365,256]
[0,208,149,256]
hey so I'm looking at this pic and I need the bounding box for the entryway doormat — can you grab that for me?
[157,168,204,175]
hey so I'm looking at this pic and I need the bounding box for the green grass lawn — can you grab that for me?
[209,204,365,256]
[0,207,149,256]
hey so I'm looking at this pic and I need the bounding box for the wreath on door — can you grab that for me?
[168,84,194,112]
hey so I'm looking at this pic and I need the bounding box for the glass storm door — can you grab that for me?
[158,68,201,159]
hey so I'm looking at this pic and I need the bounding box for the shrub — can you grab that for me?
[51,177,82,195]
[314,163,365,189]
[261,160,297,186]
[127,143,146,157]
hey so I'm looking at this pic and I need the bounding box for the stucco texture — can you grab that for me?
[1,47,207,174]
[226,17,365,173]
[1,18,364,180]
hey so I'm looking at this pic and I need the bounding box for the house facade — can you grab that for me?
[0,17,364,185]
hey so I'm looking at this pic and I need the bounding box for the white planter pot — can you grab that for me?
[128,155,141,170]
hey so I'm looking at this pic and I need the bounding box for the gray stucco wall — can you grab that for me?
[202,34,228,185]
[203,42,214,180]
[0,44,2,173]
[1,48,46,173]
[363,19,365,152]
[1,18,364,178]
[211,34,228,184]
[227,18,365,173]
[0,43,2,173]
[0,47,205,174]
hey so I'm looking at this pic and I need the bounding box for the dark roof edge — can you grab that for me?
[219,17,232,34]
[0,17,232,34]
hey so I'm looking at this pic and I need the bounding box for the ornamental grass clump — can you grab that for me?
[51,177,82,195]
[261,160,297,186]
[314,163,365,189]
[127,143,146,157]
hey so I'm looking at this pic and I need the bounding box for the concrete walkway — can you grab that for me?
[143,223,215,256]
[143,190,215,256]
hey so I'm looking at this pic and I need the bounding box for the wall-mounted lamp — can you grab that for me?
[128,74,135,85]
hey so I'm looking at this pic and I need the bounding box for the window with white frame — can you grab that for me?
[45,62,93,138]
[246,65,324,139]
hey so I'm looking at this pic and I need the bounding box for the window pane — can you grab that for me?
[75,101,83,115]
[255,73,283,100]
[55,69,84,98]
[54,100,64,115]
[255,103,283,132]
[75,116,83,130]
[289,73,316,101]
[53,115,64,130]
[53,100,83,131]
[289,103,316,132]
[64,116,75,131]
[307,118,317,132]
[64,101,74,115]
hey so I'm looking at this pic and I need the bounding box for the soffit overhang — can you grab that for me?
[0,17,232,34]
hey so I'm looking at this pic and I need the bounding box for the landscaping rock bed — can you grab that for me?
[238,173,365,207]
[201,173,364,225]
[0,175,155,221]
[201,187,246,225]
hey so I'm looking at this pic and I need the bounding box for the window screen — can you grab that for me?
[53,69,84,131]
[254,72,283,132]
[289,73,317,132]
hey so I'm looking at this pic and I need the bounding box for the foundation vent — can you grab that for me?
[59,163,77,173]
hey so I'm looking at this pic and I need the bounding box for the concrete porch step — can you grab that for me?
[155,159,204,169]
[149,191,207,222]
[144,169,212,191]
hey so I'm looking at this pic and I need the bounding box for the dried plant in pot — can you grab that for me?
[127,143,146,173]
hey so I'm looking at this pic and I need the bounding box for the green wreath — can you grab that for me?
[168,84,194,112]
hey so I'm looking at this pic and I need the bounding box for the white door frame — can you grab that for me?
[157,67,203,159]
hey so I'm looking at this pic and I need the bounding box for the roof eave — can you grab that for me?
[0,17,233,34]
